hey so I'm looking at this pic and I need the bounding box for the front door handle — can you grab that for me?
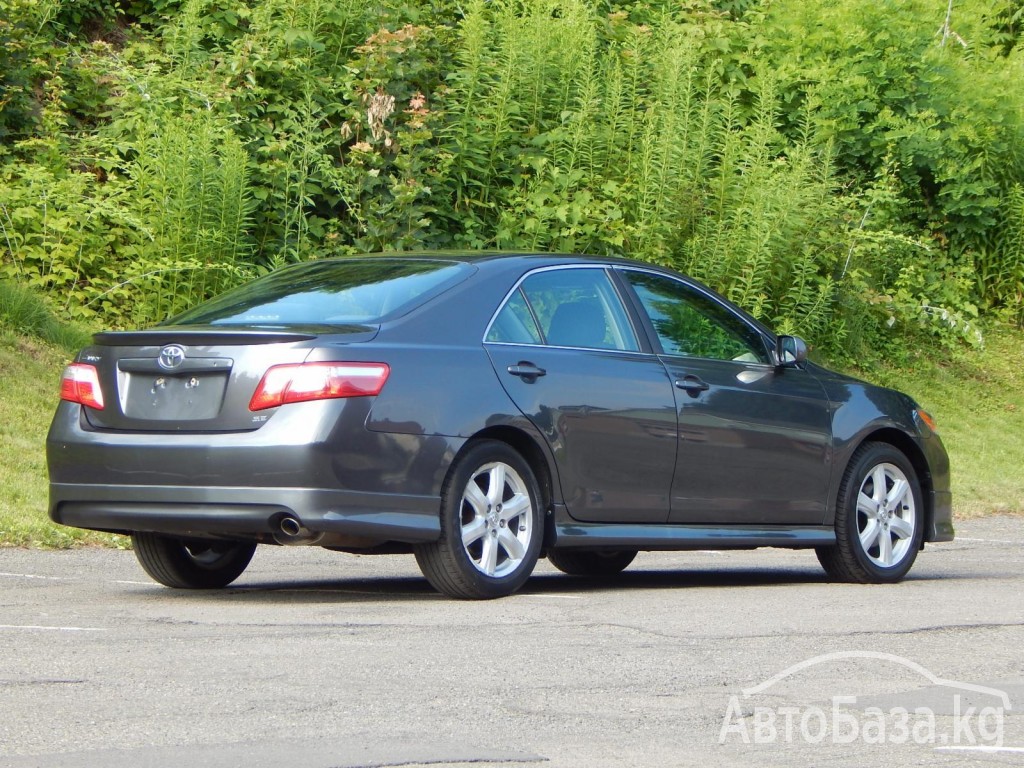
[675,375,710,395]
[507,362,547,383]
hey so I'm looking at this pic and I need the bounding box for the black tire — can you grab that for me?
[816,442,924,584]
[131,533,256,589]
[414,440,543,599]
[547,549,637,576]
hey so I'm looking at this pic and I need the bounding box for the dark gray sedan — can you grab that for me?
[47,253,953,598]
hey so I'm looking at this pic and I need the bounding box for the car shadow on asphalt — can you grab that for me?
[124,557,971,604]
[164,567,851,605]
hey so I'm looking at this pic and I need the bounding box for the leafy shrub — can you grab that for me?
[2,0,1023,365]
[0,0,54,148]
[751,0,1024,344]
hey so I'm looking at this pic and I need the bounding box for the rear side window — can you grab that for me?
[487,268,639,352]
[485,289,543,344]
[168,259,473,326]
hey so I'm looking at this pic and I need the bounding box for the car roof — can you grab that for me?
[325,250,652,271]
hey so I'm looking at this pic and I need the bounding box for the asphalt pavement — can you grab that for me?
[1,516,1022,767]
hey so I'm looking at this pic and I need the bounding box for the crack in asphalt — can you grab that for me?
[594,620,1024,642]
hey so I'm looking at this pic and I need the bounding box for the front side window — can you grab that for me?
[486,268,640,352]
[623,271,769,363]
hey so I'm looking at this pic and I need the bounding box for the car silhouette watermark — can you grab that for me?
[719,651,1011,747]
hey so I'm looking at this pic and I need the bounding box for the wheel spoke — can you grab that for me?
[890,516,914,540]
[857,491,876,517]
[497,527,526,562]
[464,481,489,517]
[499,493,530,523]
[871,466,888,502]
[886,478,909,509]
[859,518,881,552]
[487,464,507,506]
[462,517,487,548]
[877,527,894,565]
[479,534,499,576]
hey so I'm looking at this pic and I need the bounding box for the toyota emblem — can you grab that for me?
[158,345,187,370]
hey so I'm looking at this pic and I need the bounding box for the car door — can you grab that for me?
[484,266,678,523]
[618,268,833,525]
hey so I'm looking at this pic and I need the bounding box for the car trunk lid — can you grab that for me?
[80,325,378,432]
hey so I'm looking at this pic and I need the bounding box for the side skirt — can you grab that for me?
[548,507,835,551]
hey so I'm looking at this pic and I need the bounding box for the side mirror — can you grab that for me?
[774,335,807,369]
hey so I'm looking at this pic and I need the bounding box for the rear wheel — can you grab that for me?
[131,533,256,589]
[547,549,637,576]
[816,442,923,584]
[415,440,543,599]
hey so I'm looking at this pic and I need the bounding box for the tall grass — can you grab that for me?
[89,110,254,326]
[0,279,91,351]
[982,184,1024,325]
[443,1,847,344]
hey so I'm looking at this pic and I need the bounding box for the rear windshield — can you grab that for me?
[167,258,473,327]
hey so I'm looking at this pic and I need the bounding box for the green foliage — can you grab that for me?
[0,326,127,547]
[0,286,114,546]
[216,0,380,262]
[0,0,56,147]
[111,110,255,325]
[0,162,129,317]
[441,2,850,352]
[2,0,1024,364]
[336,21,451,252]
[0,278,92,350]
[984,183,1024,324]
[678,85,846,347]
[1,114,254,327]
[751,0,1024,348]
[51,0,125,37]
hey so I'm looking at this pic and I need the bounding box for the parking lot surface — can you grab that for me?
[1,516,1022,767]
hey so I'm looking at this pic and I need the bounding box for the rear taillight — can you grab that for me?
[59,364,105,410]
[249,362,390,411]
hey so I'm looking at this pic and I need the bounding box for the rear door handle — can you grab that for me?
[675,375,710,395]
[507,362,547,383]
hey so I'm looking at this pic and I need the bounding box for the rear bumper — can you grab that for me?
[49,483,441,543]
[47,400,457,544]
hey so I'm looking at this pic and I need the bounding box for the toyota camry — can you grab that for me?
[47,253,953,598]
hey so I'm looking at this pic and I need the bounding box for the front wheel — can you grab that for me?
[547,549,637,576]
[132,533,256,589]
[415,440,543,599]
[816,442,924,584]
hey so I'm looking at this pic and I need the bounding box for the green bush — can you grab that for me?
[0,0,55,149]
[752,0,1024,335]
[2,0,1023,363]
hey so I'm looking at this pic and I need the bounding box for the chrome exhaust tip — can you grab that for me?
[274,515,323,546]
